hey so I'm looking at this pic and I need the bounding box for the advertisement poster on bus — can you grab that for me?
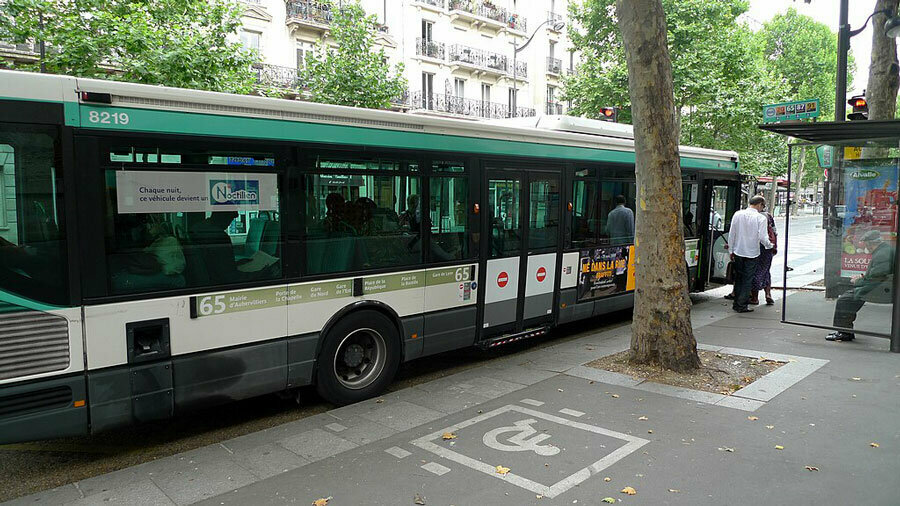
[840,160,899,277]
[115,170,279,214]
[577,245,636,301]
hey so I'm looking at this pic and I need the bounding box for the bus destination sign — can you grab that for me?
[762,99,820,124]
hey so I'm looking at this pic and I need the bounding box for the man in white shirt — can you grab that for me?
[727,196,774,313]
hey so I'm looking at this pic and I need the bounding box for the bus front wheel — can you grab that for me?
[316,310,401,406]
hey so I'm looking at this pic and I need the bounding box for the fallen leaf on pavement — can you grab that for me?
[558,388,564,392]
[648,430,653,434]
[536,495,542,499]
[766,425,774,430]
[621,486,637,495]
[375,399,384,404]
[312,497,331,506]
[496,465,511,475]
[668,489,680,493]
[604,477,611,482]
[775,445,784,450]
[414,493,426,505]
[442,432,457,440]
[601,498,616,504]
[747,416,758,421]
[637,416,648,421]
[611,394,620,398]
[851,377,861,381]
[870,442,880,448]
[717,447,735,452]
[805,466,819,472]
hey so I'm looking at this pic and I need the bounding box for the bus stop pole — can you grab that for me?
[891,202,900,352]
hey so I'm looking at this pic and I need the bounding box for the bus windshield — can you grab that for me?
[0,123,68,306]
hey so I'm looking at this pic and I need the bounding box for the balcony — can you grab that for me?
[509,60,528,79]
[547,11,563,30]
[546,101,564,115]
[416,38,446,61]
[286,1,334,34]
[449,44,508,76]
[415,0,445,11]
[546,57,562,76]
[448,0,526,34]
[411,91,535,119]
[254,63,302,89]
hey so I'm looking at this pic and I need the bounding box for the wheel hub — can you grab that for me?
[344,343,365,368]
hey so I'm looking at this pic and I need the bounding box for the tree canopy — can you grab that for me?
[300,0,407,109]
[564,2,843,180]
[0,0,258,94]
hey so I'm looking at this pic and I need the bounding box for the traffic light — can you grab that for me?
[847,95,868,121]
[599,106,617,122]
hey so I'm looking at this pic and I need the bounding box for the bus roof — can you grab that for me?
[0,70,739,170]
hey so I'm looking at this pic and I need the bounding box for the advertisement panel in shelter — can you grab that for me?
[840,160,899,277]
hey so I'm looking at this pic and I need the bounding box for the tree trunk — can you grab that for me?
[792,146,805,216]
[617,0,700,372]
[867,0,900,120]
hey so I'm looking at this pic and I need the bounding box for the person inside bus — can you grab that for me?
[605,195,634,245]
[826,230,894,341]
[323,192,348,234]
[109,214,186,292]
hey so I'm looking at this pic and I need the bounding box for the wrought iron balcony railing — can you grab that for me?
[449,44,507,73]
[546,57,562,75]
[286,1,334,26]
[547,11,563,25]
[546,101,564,115]
[448,0,526,32]
[416,38,445,60]
[412,91,535,119]
[254,63,302,89]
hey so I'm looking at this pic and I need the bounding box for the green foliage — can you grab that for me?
[564,2,842,179]
[301,0,406,109]
[0,0,258,94]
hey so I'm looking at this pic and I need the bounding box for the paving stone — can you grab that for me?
[321,413,398,446]
[358,401,445,432]
[565,365,644,387]
[398,385,492,414]
[69,480,174,506]
[635,381,728,405]
[324,422,347,433]
[715,395,765,411]
[454,376,526,398]
[147,445,256,505]
[230,443,309,480]
[480,364,557,386]
[3,484,82,506]
[278,428,357,462]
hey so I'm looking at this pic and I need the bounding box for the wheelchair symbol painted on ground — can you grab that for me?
[482,418,560,456]
[410,403,649,498]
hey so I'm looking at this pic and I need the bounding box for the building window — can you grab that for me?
[422,20,434,42]
[549,40,556,59]
[508,88,517,115]
[454,78,465,98]
[422,72,434,109]
[240,30,261,54]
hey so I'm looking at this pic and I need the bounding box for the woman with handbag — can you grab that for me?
[750,207,778,305]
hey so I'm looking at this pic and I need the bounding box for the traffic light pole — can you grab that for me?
[835,0,850,122]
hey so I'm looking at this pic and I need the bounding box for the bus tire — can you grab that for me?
[316,310,401,406]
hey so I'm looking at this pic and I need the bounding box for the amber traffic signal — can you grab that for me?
[847,95,868,120]
[599,107,617,122]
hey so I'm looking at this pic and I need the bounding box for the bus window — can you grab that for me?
[572,178,600,248]
[683,182,699,238]
[0,124,68,305]
[599,181,636,245]
[429,173,470,261]
[528,174,560,250]
[305,172,422,274]
[488,179,521,257]
[104,170,282,294]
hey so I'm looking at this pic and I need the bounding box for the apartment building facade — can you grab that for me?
[241,0,579,119]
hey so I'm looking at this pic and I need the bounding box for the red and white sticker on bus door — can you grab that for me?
[536,267,547,282]
[497,272,509,288]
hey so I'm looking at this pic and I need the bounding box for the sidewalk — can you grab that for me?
[9,293,900,506]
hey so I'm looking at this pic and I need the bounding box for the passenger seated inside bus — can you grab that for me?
[108,214,187,293]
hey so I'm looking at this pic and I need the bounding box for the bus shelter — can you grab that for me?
[760,120,900,352]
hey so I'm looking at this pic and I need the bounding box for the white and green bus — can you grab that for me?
[0,70,741,443]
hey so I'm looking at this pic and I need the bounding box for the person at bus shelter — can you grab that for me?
[750,203,778,306]
[826,230,895,341]
[727,195,773,313]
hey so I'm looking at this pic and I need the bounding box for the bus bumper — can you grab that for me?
[0,374,88,444]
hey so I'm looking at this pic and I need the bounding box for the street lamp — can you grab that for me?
[835,3,900,121]
[511,19,565,117]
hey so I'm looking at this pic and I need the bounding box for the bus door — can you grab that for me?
[702,180,740,285]
[479,169,561,340]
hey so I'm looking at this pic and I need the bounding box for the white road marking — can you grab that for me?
[520,398,545,407]
[411,405,648,498]
[385,446,411,459]
[422,462,451,476]
[558,408,585,418]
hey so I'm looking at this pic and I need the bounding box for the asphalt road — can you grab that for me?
[0,311,639,502]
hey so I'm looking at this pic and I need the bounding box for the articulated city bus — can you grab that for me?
[0,70,741,443]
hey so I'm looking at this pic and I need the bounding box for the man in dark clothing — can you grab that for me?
[827,230,895,341]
